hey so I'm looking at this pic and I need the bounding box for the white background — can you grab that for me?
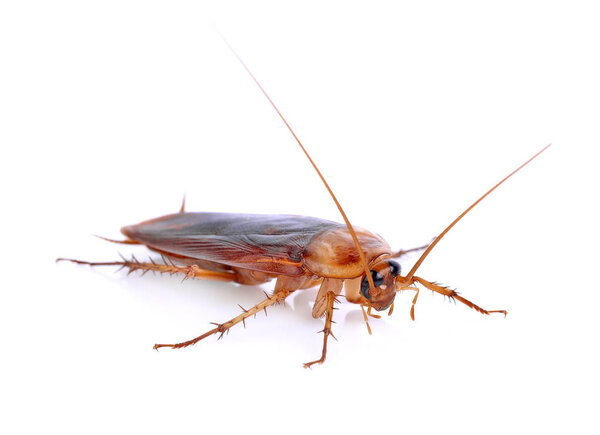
[2,1,599,434]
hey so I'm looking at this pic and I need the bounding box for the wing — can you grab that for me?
[121,212,343,276]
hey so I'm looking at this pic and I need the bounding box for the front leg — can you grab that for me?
[304,291,338,369]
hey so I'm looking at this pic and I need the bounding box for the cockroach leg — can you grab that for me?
[367,304,381,319]
[410,287,420,321]
[56,256,235,282]
[93,235,140,245]
[360,304,373,335]
[390,241,433,259]
[304,291,337,369]
[179,195,186,213]
[311,278,343,318]
[276,275,312,294]
[154,290,292,350]
[412,276,507,317]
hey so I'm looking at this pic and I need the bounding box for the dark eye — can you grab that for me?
[360,270,384,299]
[388,260,401,277]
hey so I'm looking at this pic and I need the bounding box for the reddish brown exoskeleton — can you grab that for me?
[57,41,550,368]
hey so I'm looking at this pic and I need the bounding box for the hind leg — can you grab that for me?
[56,255,235,282]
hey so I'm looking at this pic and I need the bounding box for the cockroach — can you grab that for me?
[57,42,550,368]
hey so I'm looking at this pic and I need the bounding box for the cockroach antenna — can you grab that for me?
[407,144,551,281]
[217,33,378,296]
[394,144,551,319]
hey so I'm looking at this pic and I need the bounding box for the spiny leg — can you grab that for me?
[412,276,507,317]
[56,255,235,282]
[390,240,433,259]
[154,290,292,350]
[304,291,338,369]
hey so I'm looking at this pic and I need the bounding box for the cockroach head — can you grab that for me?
[356,260,401,311]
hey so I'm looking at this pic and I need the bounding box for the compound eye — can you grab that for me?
[360,270,384,299]
[388,260,401,277]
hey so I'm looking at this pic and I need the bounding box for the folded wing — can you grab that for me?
[121,212,342,276]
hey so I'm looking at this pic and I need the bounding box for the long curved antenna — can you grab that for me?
[406,143,551,280]
[220,36,376,292]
